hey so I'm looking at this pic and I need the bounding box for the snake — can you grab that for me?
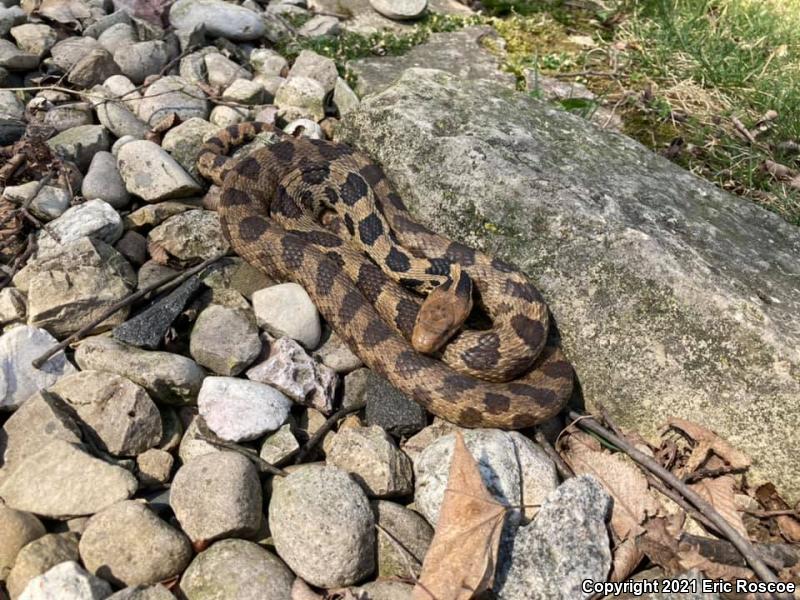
[197,122,573,428]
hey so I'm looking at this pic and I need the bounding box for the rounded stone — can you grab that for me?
[369,0,427,20]
[82,151,130,209]
[197,376,292,442]
[269,465,375,588]
[0,505,46,580]
[6,533,80,598]
[169,0,266,42]
[414,429,557,526]
[179,539,293,600]
[79,500,192,587]
[190,304,261,376]
[252,283,321,349]
[170,451,262,543]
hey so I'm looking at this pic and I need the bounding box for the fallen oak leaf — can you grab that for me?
[560,431,662,580]
[561,432,662,540]
[690,476,749,539]
[413,431,507,600]
[755,484,800,543]
[664,418,750,475]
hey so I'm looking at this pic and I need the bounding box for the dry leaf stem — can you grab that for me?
[567,411,785,594]
[533,429,574,480]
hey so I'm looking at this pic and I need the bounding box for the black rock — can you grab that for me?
[113,275,204,349]
[364,371,427,438]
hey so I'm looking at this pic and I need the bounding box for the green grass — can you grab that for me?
[276,0,800,224]
[614,0,800,222]
[276,13,480,86]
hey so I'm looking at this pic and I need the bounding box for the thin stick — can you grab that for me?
[293,405,361,464]
[0,233,36,290]
[683,465,747,484]
[567,411,784,594]
[195,417,288,477]
[646,475,721,535]
[31,253,225,368]
[744,509,800,519]
[533,428,574,480]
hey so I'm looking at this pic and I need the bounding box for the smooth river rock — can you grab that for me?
[336,68,800,503]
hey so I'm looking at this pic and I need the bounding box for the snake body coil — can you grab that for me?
[198,122,573,428]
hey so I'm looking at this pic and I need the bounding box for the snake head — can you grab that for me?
[412,273,473,355]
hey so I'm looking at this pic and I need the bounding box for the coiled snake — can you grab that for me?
[197,122,573,428]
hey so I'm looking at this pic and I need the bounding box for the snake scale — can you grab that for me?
[197,122,573,428]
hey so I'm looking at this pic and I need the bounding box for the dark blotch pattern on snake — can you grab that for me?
[197,122,574,428]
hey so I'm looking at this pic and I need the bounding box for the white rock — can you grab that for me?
[249,48,287,77]
[169,0,266,42]
[288,50,338,93]
[252,283,321,349]
[33,199,123,259]
[136,76,209,125]
[209,104,250,127]
[283,118,323,139]
[198,376,292,442]
[369,0,427,20]
[117,140,202,202]
[204,52,251,88]
[18,561,111,600]
[222,78,265,105]
[274,76,325,122]
[246,336,335,413]
[0,325,77,411]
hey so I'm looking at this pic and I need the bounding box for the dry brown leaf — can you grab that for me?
[755,483,800,543]
[690,476,748,538]
[665,418,750,473]
[560,431,662,581]
[762,159,797,181]
[610,538,644,582]
[636,516,685,574]
[413,432,506,600]
[677,546,753,581]
[561,432,662,540]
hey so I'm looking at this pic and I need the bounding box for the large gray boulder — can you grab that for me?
[336,69,800,502]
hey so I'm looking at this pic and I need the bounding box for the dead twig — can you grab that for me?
[0,233,36,290]
[194,417,289,477]
[683,465,747,484]
[31,253,226,368]
[293,405,362,465]
[744,509,800,519]
[567,411,785,596]
[533,428,574,480]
